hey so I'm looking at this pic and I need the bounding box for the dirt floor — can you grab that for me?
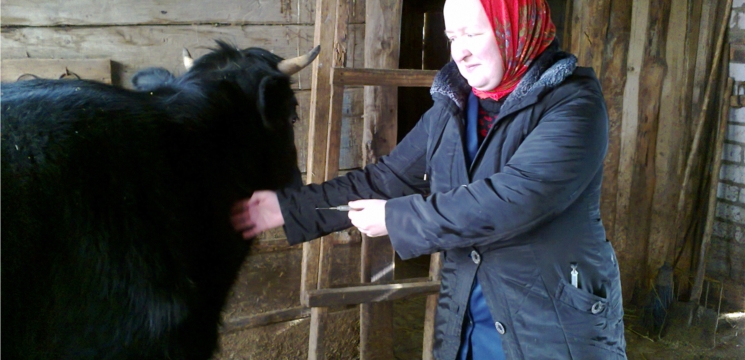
[392,255,745,360]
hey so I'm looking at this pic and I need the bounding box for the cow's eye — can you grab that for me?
[291,115,299,124]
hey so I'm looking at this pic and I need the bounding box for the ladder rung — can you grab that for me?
[303,280,441,307]
[331,68,438,87]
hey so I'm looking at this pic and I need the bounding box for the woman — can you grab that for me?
[232,0,626,358]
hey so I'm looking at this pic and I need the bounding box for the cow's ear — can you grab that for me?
[131,67,175,91]
[257,76,286,129]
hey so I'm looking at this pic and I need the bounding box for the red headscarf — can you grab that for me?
[472,0,556,101]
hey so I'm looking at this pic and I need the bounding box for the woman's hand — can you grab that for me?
[231,190,284,239]
[347,199,388,237]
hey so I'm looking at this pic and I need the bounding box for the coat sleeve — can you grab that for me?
[277,107,439,245]
[386,86,609,259]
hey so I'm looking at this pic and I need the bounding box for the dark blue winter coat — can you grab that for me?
[278,43,627,359]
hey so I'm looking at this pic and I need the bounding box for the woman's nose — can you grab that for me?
[451,43,471,62]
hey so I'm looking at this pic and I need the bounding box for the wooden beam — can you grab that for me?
[303,0,341,358]
[0,24,361,89]
[597,0,632,252]
[304,281,441,307]
[304,0,351,358]
[614,0,651,302]
[331,68,437,87]
[647,0,690,274]
[730,95,745,108]
[690,0,733,305]
[220,307,311,333]
[689,0,719,135]
[1,0,315,26]
[422,253,442,360]
[628,0,671,292]
[361,1,402,359]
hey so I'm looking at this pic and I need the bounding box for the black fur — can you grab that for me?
[1,40,302,359]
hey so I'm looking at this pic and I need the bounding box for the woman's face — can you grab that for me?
[444,0,504,91]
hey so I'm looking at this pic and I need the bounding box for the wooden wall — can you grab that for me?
[566,0,734,305]
[1,0,368,357]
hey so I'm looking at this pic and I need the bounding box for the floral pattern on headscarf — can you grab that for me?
[473,0,556,101]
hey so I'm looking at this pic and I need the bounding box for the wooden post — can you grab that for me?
[422,253,441,360]
[689,0,732,302]
[305,0,348,358]
[360,1,402,359]
[597,0,633,253]
[614,0,651,301]
[646,0,691,279]
[625,0,671,296]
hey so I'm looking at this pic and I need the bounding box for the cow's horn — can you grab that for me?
[277,45,321,75]
[183,48,194,70]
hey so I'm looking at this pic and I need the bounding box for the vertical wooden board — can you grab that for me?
[614,0,650,302]
[421,253,442,360]
[294,88,364,174]
[350,0,367,24]
[0,59,112,84]
[568,0,582,56]
[623,0,671,295]
[575,1,610,72]
[328,237,363,287]
[671,0,704,269]
[360,0,402,358]
[423,11,450,70]
[689,0,719,134]
[398,1,426,141]
[646,0,690,274]
[1,0,316,26]
[598,0,633,247]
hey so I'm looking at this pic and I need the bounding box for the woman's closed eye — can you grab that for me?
[447,33,484,42]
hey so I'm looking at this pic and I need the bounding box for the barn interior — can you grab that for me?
[2,0,745,358]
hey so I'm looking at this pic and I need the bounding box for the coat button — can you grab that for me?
[591,301,606,314]
[494,321,506,334]
[470,250,481,264]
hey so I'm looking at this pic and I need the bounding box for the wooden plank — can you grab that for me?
[421,253,442,360]
[332,68,437,87]
[0,58,112,84]
[689,0,718,134]
[597,0,633,251]
[304,0,350,358]
[731,95,745,107]
[294,88,365,174]
[730,45,745,63]
[305,281,441,307]
[690,0,734,304]
[626,0,671,295]
[671,0,704,273]
[0,24,365,89]
[1,0,316,26]
[220,306,311,333]
[647,0,689,275]
[361,1,402,359]
[613,0,650,302]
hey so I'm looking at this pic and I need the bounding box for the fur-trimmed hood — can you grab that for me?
[430,41,578,111]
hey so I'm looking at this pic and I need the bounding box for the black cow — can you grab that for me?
[1,40,318,359]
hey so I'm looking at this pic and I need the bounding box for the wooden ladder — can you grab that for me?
[302,0,442,359]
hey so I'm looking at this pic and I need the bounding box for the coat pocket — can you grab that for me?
[554,279,626,357]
